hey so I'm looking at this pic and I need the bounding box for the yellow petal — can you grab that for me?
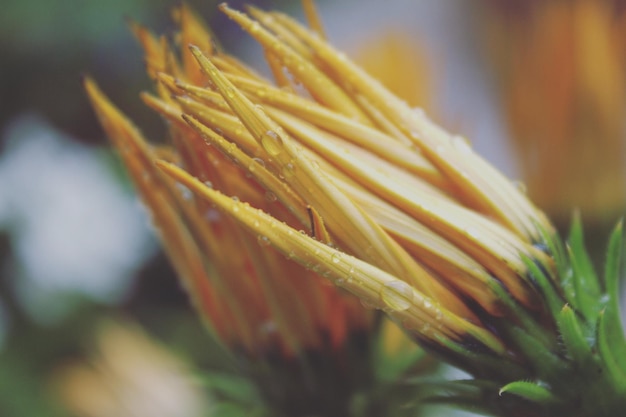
[157,160,506,355]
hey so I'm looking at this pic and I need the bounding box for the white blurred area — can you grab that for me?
[0,115,157,328]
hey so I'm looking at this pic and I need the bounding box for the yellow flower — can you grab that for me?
[85,5,370,359]
[86,3,626,416]
[97,2,553,352]
[53,322,206,417]
[481,0,626,228]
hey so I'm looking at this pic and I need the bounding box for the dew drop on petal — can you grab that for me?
[249,21,261,34]
[176,183,193,200]
[265,191,277,202]
[282,162,295,178]
[451,135,472,153]
[330,253,341,264]
[513,180,527,194]
[435,309,443,321]
[261,130,283,156]
[360,298,377,310]
[257,235,271,247]
[380,280,414,311]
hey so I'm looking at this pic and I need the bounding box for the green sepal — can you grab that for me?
[505,326,567,382]
[567,215,602,320]
[556,304,593,366]
[596,310,626,386]
[603,221,626,369]
[488,280,555,349]
[498,380,558,404]
[522,254,564,317]
[434,334,526,381]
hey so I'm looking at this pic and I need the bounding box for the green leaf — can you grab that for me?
[499,380,557,404]
[208,402,268,417]
[200,372,263,406]
[409,378,499,416]
[373,328,429,382]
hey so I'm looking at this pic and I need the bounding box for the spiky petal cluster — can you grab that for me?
[86,5,370,359]
[87,3,626,416]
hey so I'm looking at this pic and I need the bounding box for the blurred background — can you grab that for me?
[1,0,625,416]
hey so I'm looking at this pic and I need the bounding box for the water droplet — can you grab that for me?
[261,130,283,156]
[259,320,277,335]
[204,208,221,223]
[380,280,414,311]
[330,253,341,264]
[513,180,527,194]
[435,309,443,321]
[230,196,240,212]
[265,191,277,202]
[282,162,295,178]
[203,180,213,188]
[360,298,377,310]
[249,21,261,34]
[412,107,426,118]
[257,235,271,247]
[176,183,193,200]
[451,135,472,153]
[249,157,265,173]
[226,87,236,98]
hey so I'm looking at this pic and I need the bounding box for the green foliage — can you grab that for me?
[421,219,626,417]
